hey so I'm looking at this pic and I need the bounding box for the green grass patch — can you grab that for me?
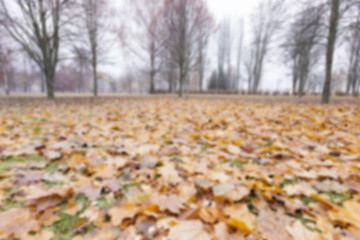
[300,195,317,205]
[291,213,321,232]
[137,194,150,202]
[75,195,91,213]
[0,200,25,211]
[46,195,95,240]
[27,154,46,162]
[223,159,243,170]
[229,160,243,170]
[122,182,140,193]
[280,179,296,188]
[45,162,61,173]
[172,155,183,163]
[42,180,64,189]
[323,192,352,206]
[96,197,113,209]
[47,213,82,240]
[201,144,208,152]
[0,155,45,172]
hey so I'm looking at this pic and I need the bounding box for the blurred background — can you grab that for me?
[0,0,358,101]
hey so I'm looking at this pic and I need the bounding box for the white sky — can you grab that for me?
[102,0,331,92]
[104,0,293,91]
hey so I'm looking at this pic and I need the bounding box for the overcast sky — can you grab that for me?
[104,0,294,91]
[102,0,335,92]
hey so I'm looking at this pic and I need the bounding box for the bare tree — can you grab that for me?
[217,20,233,91]
[0,0,73,99]
[197,16,214,92]
[284,2,325,96]
[345,5,360,96]
[235,19,244,91]
[75,0,113,97]
[73,46,89,93]
[322,0,340,103]
[249,0,284,93]
[122,0,165,94]
[163,0,213,97]
[0,45,11,95]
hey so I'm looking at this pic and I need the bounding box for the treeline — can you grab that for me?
[0,0,359,103]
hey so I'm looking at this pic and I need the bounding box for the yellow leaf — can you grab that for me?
[329,200,360,229]
[226,218,252,234]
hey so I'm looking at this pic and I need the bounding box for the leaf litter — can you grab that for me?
[0,99,359,239]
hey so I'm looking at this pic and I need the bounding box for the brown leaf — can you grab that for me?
[152,194,185,214]
[108,205,138,226]
[26,186,73,212]
[168,220,211,240]
[0,209,39,239]
[286,221,322,240]
[23,229,54,240]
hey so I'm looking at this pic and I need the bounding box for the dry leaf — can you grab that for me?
[168,220,211,240]
[108,205,138,226]
[0,209,39,239]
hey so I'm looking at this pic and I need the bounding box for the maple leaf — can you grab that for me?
[157,163,182,184]
[286,221,322,240]
[212,183,249,202]
[151,194,185,214]
[168,220,211,240]
[23,229,54,240]
[26,186,73,212]
[0,209,39,239]
[108,205,138,226]
[224,204,256,232]
[329,200,360,228]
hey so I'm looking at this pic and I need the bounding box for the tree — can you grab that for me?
[345,5,360,96]
[284,2,325,96]
[163,0,213,97]
[197,17,214,92]
[72,46,90,93]
[75,0,112,97]
[0,42,11,95]
[249,0,284,94]
[0,0,73,99]
[123,0,165,94]
[217,20,233,92]
[322,0,340,103]
[235,19,244,92]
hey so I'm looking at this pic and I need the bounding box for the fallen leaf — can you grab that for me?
[168,220,211,240]
[286,221,322,240]
[0,209,39,239]
[108,205,138,226]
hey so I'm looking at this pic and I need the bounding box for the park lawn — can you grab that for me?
[0,98,359,239]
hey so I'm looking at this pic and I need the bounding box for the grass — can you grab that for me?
[45,162,61,173]
[323,191,352,206]
[0,200,25,211]
[0,155,45,172]
[47,213,83,240]
[46,195,93,240]
[96,197,113,209]
[280,179,296,188]
[300,195,317,205]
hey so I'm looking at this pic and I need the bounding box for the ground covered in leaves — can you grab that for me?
[0,98,360,240]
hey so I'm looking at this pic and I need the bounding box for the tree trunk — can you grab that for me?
[4,71,9,96]
[292,62,298,95]
[45,71,55,99]
[179,65,184,97]
[346,50,354,94]
[198,42,204,92]
[93,62,98,97]
[322,0,340,104]
[150,43,156,94]
[150,70,155,94]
